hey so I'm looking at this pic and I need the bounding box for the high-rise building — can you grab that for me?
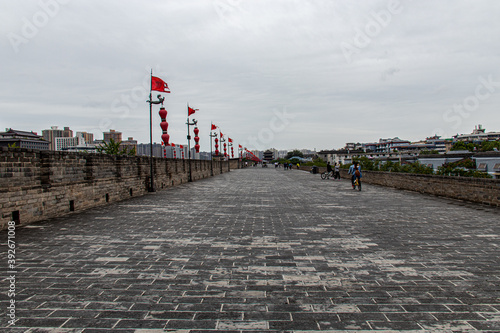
[42,126,65,150]
[103,129,122,143]
[63,127,73,138]
[77,131,94,144]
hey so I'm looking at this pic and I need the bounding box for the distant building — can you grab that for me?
[474,151,500,179]
[137,143,165,158]
[263,150,274,161]
[454,124,500,143]
[42,126,73,150]
[120,137,137,155]
[0,128,49,150]
[364,138,412,153]
[63,126,73,138]
[77,131,94,144]
[103,129,122,143]
[58,132,97,152]
[55,135,84,151]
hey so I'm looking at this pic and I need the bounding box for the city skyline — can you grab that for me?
[2,1,500,151]
[14,122,498,152]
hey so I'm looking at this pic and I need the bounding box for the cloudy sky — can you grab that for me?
[1,0,500,151]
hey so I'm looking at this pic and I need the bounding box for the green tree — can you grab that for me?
[451,141,478,152]
[286,150,304,159]
[97,139,135,156]
[480,141,500,152]
[419,149,439,155]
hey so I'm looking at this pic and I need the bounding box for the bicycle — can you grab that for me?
[321,171,334,180]
[353,178,362,191]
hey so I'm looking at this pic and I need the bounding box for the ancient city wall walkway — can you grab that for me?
[1,167,499,332]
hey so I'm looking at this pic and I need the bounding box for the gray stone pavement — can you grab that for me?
[1,167,499,332]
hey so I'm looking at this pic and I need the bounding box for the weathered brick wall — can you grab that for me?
[297,166,499,206]
[0,147,229,229]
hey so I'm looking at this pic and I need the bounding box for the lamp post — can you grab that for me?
[147,93,165,192]
[186,118,197,182]
[220,134,225,174]
[228,139,233,172]
[209,128,217,176]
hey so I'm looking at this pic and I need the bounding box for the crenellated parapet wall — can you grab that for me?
[0,147,229,229]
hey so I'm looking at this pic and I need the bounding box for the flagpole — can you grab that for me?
[210,122,213,176]
[149,69,155,192]
[186,103,193,182]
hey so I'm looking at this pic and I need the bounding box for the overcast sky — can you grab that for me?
[1,0,500,151]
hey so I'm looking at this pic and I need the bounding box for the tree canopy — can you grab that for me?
[286,150,304,159]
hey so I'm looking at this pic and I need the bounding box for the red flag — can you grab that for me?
[228,138,233,143]
[151,76,170,93]
[239,144,242,148]
[220,132,223,137]
[180,145,184,149]
[188,106,198,116]
[211,124,217,130]
[171,143,175,147]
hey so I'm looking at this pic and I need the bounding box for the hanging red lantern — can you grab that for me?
[160,121,168,131]
[161,133,170,145]
[159,107,169,145]
[193,127,200,153]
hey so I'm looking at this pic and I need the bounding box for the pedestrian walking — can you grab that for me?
[348,162,357,189]
[334,162,340,180]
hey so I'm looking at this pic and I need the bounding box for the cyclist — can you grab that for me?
[326,162,333,178]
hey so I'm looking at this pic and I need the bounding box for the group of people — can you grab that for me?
[326,162,341,180]
[327,161,362,190]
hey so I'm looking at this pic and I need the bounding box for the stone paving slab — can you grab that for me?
[1,167,499,332]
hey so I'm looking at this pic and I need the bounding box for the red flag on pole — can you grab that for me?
[228,138,233,143]
[180,145,184,149]
[151,76,170,93]
[239,144,242,148]
[220,132,224,137]
[188,106,198,116]
[211,124,217,130]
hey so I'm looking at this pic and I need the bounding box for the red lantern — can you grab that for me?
[193,127,200,153]
[161,133,170,145]
[159,107,169,145]
[160,121,168,131]
[158,108,167,119]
